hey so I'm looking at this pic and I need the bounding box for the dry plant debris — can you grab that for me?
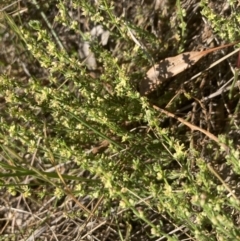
[140,40,240,95]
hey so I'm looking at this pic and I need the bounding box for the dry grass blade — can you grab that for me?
[140,41,240,96]
[207,164,238,200]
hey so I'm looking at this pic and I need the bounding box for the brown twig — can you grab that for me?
[152,105,230,152]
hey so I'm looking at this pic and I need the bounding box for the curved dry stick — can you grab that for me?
[152,105,230,152]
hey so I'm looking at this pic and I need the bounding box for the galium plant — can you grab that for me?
[0,0,240,240]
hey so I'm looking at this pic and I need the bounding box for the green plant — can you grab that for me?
[0,1,240,240]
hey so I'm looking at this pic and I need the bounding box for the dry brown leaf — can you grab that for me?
[140,41,240,96]
[91,140,109,154]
